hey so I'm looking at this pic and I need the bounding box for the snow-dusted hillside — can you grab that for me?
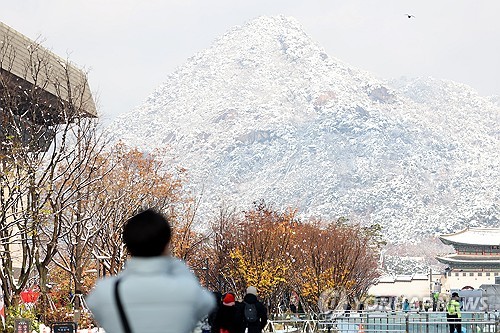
[107,15,500,243]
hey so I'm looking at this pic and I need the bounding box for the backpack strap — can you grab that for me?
[114,278,133,333]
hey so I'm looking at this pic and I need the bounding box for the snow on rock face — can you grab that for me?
[107,15,500,244]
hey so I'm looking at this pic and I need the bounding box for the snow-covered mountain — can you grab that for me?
[107,15,500,243]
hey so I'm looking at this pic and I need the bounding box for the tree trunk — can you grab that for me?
[37,264,50,323]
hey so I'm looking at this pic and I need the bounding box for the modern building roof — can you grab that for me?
[439,227,500,247]
[0,21,97,118]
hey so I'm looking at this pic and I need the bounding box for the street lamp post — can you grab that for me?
[95,255,111,278]
[429,268,433,310]
[204,258,209,288]
[193,259,210,288]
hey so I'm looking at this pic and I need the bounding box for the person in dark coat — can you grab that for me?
[214,293,241,333]
[209,291,223,333]
[242,286,268,333]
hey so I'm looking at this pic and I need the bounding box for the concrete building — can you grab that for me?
[1,21,97,277]
[0,22,97,114]
[1,21,97,153]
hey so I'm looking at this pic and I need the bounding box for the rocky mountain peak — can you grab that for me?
[107,16,500,244]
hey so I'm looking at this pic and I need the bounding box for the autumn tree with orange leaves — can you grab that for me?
[85,144,189,276]
[202,204,241,291]
[290,219,382,312]
[228,201,297,310]
[206,202,382,314]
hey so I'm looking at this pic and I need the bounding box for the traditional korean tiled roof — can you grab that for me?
[439,228,500,246]
[436,253,500,265]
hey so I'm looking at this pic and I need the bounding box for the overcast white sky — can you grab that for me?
[2,0,499,124]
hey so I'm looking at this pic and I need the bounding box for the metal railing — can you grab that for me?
[264,311,500,333]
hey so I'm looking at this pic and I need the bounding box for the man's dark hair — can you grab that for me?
[123,208,172,257]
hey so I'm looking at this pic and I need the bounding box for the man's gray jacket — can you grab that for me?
[86,256,215,333]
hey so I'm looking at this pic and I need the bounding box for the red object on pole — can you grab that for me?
[20,290,40,304]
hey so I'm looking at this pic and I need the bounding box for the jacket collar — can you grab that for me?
[124,256,172,274]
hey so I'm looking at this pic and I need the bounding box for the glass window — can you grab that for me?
[463,272,467,276]
[486,272,490,276]
[455,273,459,276]
[469,272,474,276]
[478,272,482,276]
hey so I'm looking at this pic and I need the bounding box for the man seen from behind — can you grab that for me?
[86,208,215,333]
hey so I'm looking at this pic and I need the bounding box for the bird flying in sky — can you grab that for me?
[405,14,415,18]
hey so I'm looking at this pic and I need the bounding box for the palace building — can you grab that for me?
[369,228,500,305]
[437,227,500,290]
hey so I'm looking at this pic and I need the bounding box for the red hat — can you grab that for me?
[223,293,235,306]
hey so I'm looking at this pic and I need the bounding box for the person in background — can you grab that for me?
[343,302,352,317]
[208,291,223,333]
[86,208,215,333]
[403,299,410,313]
[433,292,440,312]
[242,286,268,333]
[289,302,297,314]
[424,300,431,312]
[446,292,462,333]
[214,293,243,333]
